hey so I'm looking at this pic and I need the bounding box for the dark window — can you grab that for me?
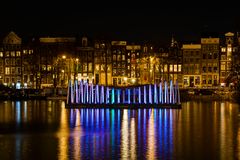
[214,53,218,59]
[203,67,206,72]
[208,67,212,72]
[203,53,206,59]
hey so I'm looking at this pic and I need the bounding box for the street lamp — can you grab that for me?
[74,58,79,80]
[131,78,136,84]
[124,77,127,86]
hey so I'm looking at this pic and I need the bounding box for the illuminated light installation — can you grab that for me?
[154,83,158,104]
[101,85,104,104]
[133,88,136,104]
[106,87,110,104]
[159,82,163,104]
[144,85,147,104]
[170,80,173,104]
[117,89,121,103]
[96,84,99,103]
[138,87,141,104]
[80,81,83,103]
[91,83,94,103]
[111,88,115,104]
[149,84,152,104]
[128,88,130,104]
[74,80,79,104]
[67,80,181,107]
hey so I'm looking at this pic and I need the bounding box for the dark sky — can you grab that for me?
[1,2,240,45]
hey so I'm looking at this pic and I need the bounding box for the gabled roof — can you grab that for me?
[3,31,22,45]
[225,32,234,37]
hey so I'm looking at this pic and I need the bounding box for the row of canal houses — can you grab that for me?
[0,31,240,89]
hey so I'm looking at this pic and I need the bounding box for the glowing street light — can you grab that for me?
[62,55,66,59]
[131,78,136,83]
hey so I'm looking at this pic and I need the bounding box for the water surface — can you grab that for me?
[0,100,239,159]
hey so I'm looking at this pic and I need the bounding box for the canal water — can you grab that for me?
[0,100,239,159]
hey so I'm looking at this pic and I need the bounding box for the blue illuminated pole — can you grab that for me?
[159,82,163,103]
[117,89,120,104]
[80,80,83,103]
[149,84,152,104]
[101,85,104,104]
[86,82,89,103]
[144,85,146,104]
[133,88,136,104]
[154,83,158,104]
[170,80,172,103]
[138,86,141,104]
[96,84,99,104]
[128,88,130,104]
[111,88,115,104]
[70,80,74,104]
[74,80,78,103]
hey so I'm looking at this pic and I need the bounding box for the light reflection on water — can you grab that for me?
[0,100,239,159]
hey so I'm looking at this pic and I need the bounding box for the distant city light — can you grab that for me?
[16,82,21,89]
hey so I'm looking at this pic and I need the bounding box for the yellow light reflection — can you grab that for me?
[121,109,129,160]
[58,101,69,160]
[147,109,156,160]
[130,118,136,160]
[220,102,226,160]
[23,101,27,122]
[238,123,240,159]
[73,109,81,160]
[219,102,234,159]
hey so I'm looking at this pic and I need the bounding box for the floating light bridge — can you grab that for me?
[66,80,181,109]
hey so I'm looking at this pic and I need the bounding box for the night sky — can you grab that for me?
[1,2,240,45]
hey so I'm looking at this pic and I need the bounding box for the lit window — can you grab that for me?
[113,55,116,61]
[5,51,9,57]
[169,65,173,72]
[174,65,178,72]
[113,69,117,75]
[183,76,189,85]
[164,65,168,72]
[5,67,10,75]
[178,64,182,72]
[16,51,21,57]
[0,52,3,57]
[122,55,125,61]
[227,47,232,52]
[42,66,46,70]
[47,65,51,71]
[117,55,121,61]
[88,63,92,71]
[11,51,15,57]
[95,65,99,71]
